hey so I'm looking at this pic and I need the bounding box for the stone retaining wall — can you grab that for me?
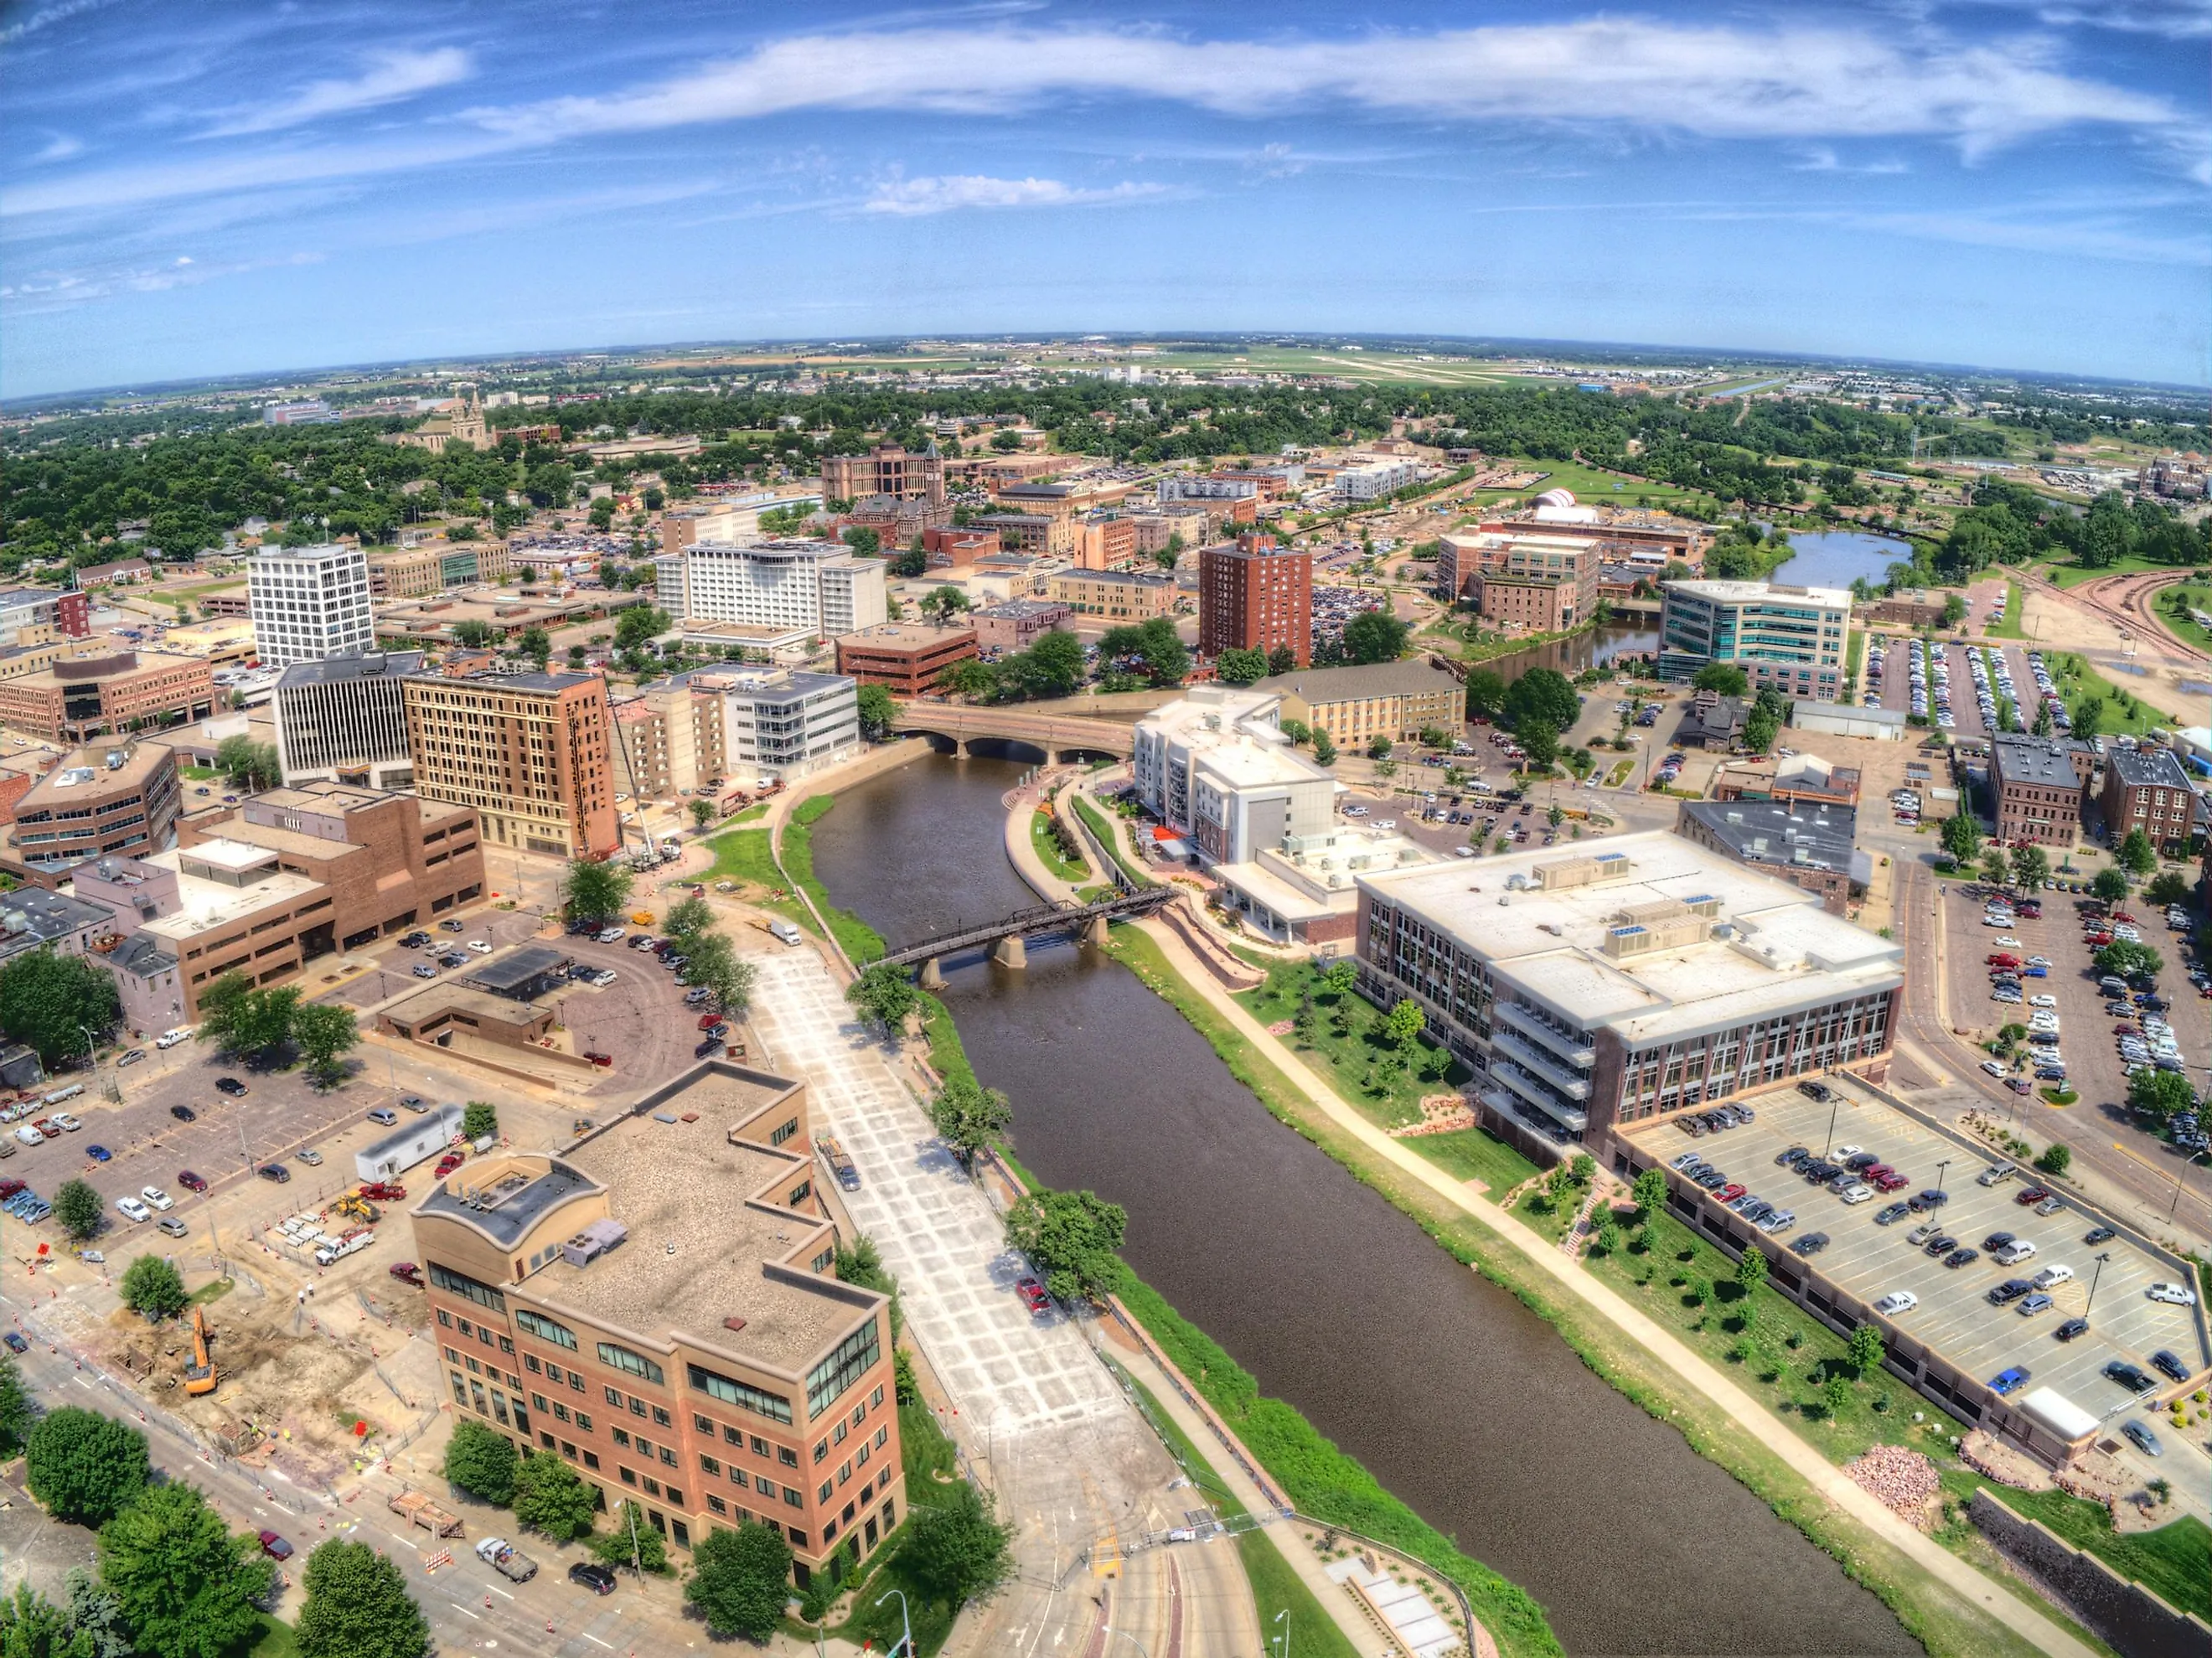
[1968,1489,2210,1658]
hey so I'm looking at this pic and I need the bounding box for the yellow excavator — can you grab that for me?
[183,1305,217,1397]
[330,1193,379,1224]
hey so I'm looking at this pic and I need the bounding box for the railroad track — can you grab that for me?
[2021,566,2206,665]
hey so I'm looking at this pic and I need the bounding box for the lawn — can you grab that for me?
[1984,581,2024,640]
[779,795,885,963]
[1234,960,1470,1130]
[1580,1206,1926,1464]
[1399,1127,1540,1202]
[1030,808,1089,883]
[696,827,815,934]
[1445,457,1703,514]
[180,764,220,781]
[2043,555,2209,590]
[1937,1471,2211,1622]
[1073,794,1151,886]
[810,1397,967,1655]
[244,1614,300,1658]
[1116,1366,1362,1658]
[2150,583,2212,655]
[2041,652,2191,736]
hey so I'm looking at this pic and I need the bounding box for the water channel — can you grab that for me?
[809,752,1920,1656]
[1769,530,1913,591]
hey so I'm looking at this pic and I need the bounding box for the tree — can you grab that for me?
[1366,736,1393,761]
[1502,667,1579,733]
[62,1567,128,1658]
[919,586,970,624]
[904,1481,1015,1609]
[930,1075,1012,1170]
[2030,699,2054,737]
[0,1582,95,1658]
[509,1451,597,1543]
[663,896,714,941]
[2091,866,2131,902]
[1267,643,1297,676]
[0,1358,31,1458]
[292,1001,358,1087]
[2127,1067,2199,1123]
[845,962,917,1034]
[0,948,121,1067]
[1733,1247,1769,1294]
[589,1500,667,1573]
[1214,647,1269,685]
[98,1482,271,1658]
[1821,1374,1853,1419]
[834,1235,903,1338]
[2093,940,2163,980]
[1381,998,1424,1047]
[1691,663,1749,697]
[295,1539,430,1658]
[2143,870,2192,907]
[1464,669,1507,721]
[1310,728,1337,766]
[1341,609,1410,664]
[1742,705,1780,757]
[1320,959,1357,999]
[841,527,881,557]
[559,857,633,923]
[1001,628,1086,700]
[54,1179,104,1242]
[1516,718,1559,773]
[2034,1143,2071,1176]
[1978,849,2011,889]
[1847,1322,1886,1377]
[450,619,495,649]
[685,933,756,1018]
[461,1101,498,1141]
[1004,1188,1126,1304]
[26,1409,147,1526]
[612,606,671,653]
[516,627,551,670]
[685,1520,792,1640]
[2072,696,2104,741]
[442,1419,516,1505]
[856,682,898,741]
[1631,1167,1667,1220]
[213,735,280,793]
[2008,844,2049,891]
[120,1256,186,1320]
[2116,828,2158,877]
[1418,726,1450,750]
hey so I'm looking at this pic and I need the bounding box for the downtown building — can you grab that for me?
[401,670,620,860]
[272,651,423,792]
[657,542,886,641]
[1198,535,1311,668]
[1658,580,1852,703]
[247,543,375,667]
[1353,831,1901,1156]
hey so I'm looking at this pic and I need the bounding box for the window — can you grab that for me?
[605,1387,623,1407]
[576,1413,592,1433]
[449,1372,468,1407]
[750,1435,768,1458]
[707,1495,728,1516]
[700,1454,722,1476]
[456,1320,473,1338]
[499,1336,515,1356]
[561,1441,577,1460]
[597,1341,665,1385]
[695,1413,716,1435]
[532,1393,549,1414]
[754,1475,774,1496]
[635,1437,654,1458]
[818,1481,832,1503]
[570,1373,586,1393]
[806,1320,880,1419]
[430,1263,507,1314]
[545,1364,562,1384]
[659,1447,678,1468]
[687,1364,793,1424]
[652,1406,670,1428]
[620,1467,637,1486]
[833,1420,847,1446]
[524,1355,540,1374]
[443,1347,461,1366]
[870,1385,884,1412]
[553,1404,570,1424]
[643,1477,662,1498]
[583,1451,600,1470]
[517,1309,578,1350]
[436,1309,452,1329]
[780,1446,799,1469]
[629,1397,648,1418]
[612,1428,631,1449]
[783,1486,804,1509]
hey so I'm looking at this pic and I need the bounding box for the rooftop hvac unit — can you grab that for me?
[561,1218,629,1268]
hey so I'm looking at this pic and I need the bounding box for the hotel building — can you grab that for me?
[401,670,619,860]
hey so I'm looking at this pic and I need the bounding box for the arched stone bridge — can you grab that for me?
[890,702,1136,762]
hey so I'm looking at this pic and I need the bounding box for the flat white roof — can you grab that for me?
[140,849,322,942]
[1665,578,1852,608]
[1196,735,1330,791]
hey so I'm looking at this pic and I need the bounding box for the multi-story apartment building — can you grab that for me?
[1199,536,1311,668]
[1076,514,1139,571]
[75,783,483,1023]
[0,588,90,639]
[1132,688,1335,864]
[1990,736,2091,847]
[0,650,215,744]
[716,671,860,782]
[970,601,1071,654]
[0,741,182,886]
[248,543,374,667]
[409,1063,904,1581]
[1044,569,1177,622]
[832,625,977,695]
[1355,833,1902,1153]
[1251,660,1464,749]
[969,513,1077,559]
[272,651,421,792]
[1470,533,1600,633]
[612,676,729,800]
[1335,457,1421,502]
[401,671,619,860]
[821,442,944,508]
[664,542,886,639]
[1659,580,1852,702]
[2100,746,2197,855]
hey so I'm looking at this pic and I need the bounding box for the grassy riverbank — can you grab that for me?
[1030,808,1090,883]
[1102,929,2073,1658]
[781,794,885,963]
[1073,794,1151,886]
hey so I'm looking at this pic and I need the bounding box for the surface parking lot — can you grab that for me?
[1627,1081,2209,1420]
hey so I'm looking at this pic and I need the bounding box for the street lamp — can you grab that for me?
[2085,1250,2113,1315]
[1274,1606,1291,1658]
[1934,1159,1950,1196]
[1821,1091,1842,1157]
[876,1590,913,1658]
[1102,1628,1150,1658]
[2171,1146,2210,1222]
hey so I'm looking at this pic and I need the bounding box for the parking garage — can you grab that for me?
[1617,1075,2209,1464]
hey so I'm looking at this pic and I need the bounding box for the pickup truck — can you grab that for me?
[816,1135,861,1192]
[474,1537,537,1583]
[312,1227,374,1268]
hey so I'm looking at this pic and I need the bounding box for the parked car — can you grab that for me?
[1790,1232,1830,1256]
[85,1145,111,1163]
[169,1105,195,1123]
[2120,1421,2163,1458]
[389,1262,425,1288]
[569,1562,617,1595]
[256,1164,290,1184]
[156,1216,188,1239]
[2103,1361,2156,1392]
[214,1077,247,1097]
[2054,1318,2090,1341]
[2146,1282,2197,1306]
[2017,1294,2054,1316]
[1871,1291,1919,1316]
[2149,1350,2189,1384]
[1015,1276,1052,1315]
[1988,1366,2030,1396]
[178,1171,207,1192]
[115,1196,150,1222]
[258,1531,293,1561]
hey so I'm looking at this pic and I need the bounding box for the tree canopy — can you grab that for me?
[442,1420,517,1505]
[1005,1187,1126,1304]
[929,1075,1012,1169]
[97,1482,273,1658]
[1501,667,1579,734]
[510,1451,597,1543]
[904,1482,1016,1609]
[119,1256,187,1320]
[1339,608,1410,664]
[559,858,634,923]
[295,1539,430,1658]
[27,1409,147,1527]
[685,1519,792,1640]
[0,949,120,1067]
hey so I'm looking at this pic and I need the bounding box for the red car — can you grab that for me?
[1874,1173,1910,1192]
[388,1262,424,1287]
[178,1170,208,1193]
[697,1013,724,1030]
[2016,1186,2049,1206]
[358,1181,406,1201]
[1715,1182,1746,1203]
[433,1152,464,1179]
[1015,1277,1051,1315]
[257,1531,293,1561]
[1987,953,2021,968]
[2112,911,2136,923]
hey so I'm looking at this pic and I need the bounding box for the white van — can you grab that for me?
[2031,1263,2075,1290]
[767,919,804,948]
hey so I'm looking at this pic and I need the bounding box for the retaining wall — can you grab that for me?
[1968,1490,2210,1658]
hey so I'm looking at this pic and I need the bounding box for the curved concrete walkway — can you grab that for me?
[1130,917,2098,1658]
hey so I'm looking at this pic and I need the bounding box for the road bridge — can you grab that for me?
[890,702,1137,760]
[877,886,1176,980]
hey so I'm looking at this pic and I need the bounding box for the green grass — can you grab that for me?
[2150,584,2212,654]
[2041,651,2190,735]
[696,827,815,934]
[811,1399,967,1655]
[179,764,219,781]
[1073,795,1151,886]
[2043,555,2207,590]
[780,796,885,963]
[188,1277,235,1306]
[1985,581,2025,639]
[917,992,977,1090]
[1399,1127,1540,1201]
[1234,961,1470,1130]
[1116,1367,1362,1658]
[1844,627,1865,686]
[1938,1472,2211,1621]
[1444,457,1702,512]
[1030,808,1089,883]
[1117,1275,1561,1658]
[243,1614,300,1658]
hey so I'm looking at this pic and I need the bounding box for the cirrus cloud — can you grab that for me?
[861,174,1166,215]
[201,46,474,138]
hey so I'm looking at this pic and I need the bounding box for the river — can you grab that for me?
[808,752,1920,1657]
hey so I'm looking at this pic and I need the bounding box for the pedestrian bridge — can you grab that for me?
[890,703,1137,761]
[878,886,1176,979]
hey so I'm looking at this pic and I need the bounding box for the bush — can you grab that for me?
[686,1519,793,1640]
[442,1420,516,1505]
[26,1407,148,1526]
[590,1500,668,1573]
[2034,1143,2072,1177]
[510,1450,595,1542]
[461,1102,498,1141]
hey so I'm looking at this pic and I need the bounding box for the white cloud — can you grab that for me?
[0,0,121,46]
[28,135,84,165]
[861,174,1165,215]
[1792,147,1910,175]
[201,47,473,137]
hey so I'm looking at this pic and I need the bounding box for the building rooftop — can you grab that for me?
[1359,829,1901,1046]
[276,650,423,690]
[137,847,321,943]
[974,599,1067,619]
[2107,746,2191,791]
[0,887,116,958]
[1665,579,1852,607]
[464,944,572,995]
[840,623,974,648]
[1992,735,2086,788]
[16,741,173,805]
[1253,659,1463,701]
[402,668,599,696]
[1681,798,1868,884]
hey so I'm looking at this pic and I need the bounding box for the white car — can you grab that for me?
[467,939,494,954]
[49,1113,81,1132]
[139,1185,173,1211]
[155,1028,192,1049]
[2147,1283,2197,1306]
[2029,994,2057,1008]
[115,1196,151,1223]
[1872,1290,1919,1316]
[1372,819,1397,830]
[13,1125,43,1147]
[1980,1061,2006,1078]
[1840,1183,1874,1204]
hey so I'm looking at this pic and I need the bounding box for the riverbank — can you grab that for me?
[1106,919,2098,1658]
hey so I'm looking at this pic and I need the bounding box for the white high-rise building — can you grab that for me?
[669,540,886,638]
[271,650,421,791]
[248,543,373,667]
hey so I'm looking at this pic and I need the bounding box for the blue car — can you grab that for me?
[85,1144,111,1162]
[2022,965,2047,977]
[1989,1366,2031,1396]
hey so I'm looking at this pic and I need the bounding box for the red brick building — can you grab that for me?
[1990,736,2091,847]
[833,624,979,694]
[1199,535,1310,668]
[2100,746,2197,855]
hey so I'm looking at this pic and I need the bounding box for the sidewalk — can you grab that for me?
[1129,917,2097,1658]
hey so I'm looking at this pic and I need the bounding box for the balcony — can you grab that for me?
[1489,1062,1591,1132]
[1491,1031,1593,1100]
[1493,1002,1594,1067]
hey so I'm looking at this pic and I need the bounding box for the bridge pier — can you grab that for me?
[990,933,1028,970]
[1082,915,1110,948]
[917,958,945,991]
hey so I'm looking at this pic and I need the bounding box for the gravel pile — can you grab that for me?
[1846,1444,1942,1515]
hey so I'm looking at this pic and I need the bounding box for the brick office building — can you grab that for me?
[1990,736,2092,847]
[1,740,182,886]
[820,443,944,508]
[1199,535,1311,668]
[410,1064,904,1583]
[401,670,620,860]
[832,624,979,694]
[0,651,214,744]
[2100,746,2198,855]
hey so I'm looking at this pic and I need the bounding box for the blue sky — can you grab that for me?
[3,1,2205,397]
